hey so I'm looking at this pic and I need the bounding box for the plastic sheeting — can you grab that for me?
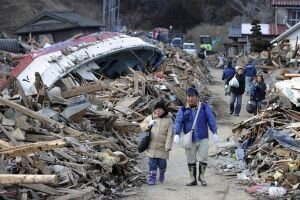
[260,128,300,153]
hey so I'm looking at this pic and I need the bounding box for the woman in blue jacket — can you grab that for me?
[173,87,218,186]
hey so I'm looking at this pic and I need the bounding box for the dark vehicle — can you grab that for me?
[171,37,183,48]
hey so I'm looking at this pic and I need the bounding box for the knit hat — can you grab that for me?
[154,101,167,112]
[186,86,199,96]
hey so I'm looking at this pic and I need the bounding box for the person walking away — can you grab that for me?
[173,87,218,186]
[249,74,267,115]
[222,60,235,96]
[140,102,173,185]
[226,66,245,116]
[243,59,257,95]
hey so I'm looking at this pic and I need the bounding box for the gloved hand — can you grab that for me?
[174,135,180,144]
[148,120,156,127]
[213,134,218,143]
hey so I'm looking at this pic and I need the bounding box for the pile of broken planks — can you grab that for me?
[220,105,300,199]
[0,33,213,199]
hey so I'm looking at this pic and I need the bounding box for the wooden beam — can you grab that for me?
[0,139,66,158]
[284,73,300,79]
[20,184,61,195]
[0,139,11,149]
[62,83,103,98]
[0,96,82,137]
[0,174,57,185]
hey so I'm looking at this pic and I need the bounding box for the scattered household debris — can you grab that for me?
[214,105,300,199]
[0,31,212,199]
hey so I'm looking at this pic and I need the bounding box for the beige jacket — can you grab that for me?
[140,113,173,159]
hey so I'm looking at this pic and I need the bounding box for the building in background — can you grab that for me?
[272,0,300,27]
[16,10,105,44]
[227,23,287,56]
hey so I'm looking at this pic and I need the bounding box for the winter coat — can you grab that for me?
[226,73,245,95]
[174,103,217,143]
[249,82,267,101]
[222,65,235,80]
[140,113,173,159]
[244,64,257,77]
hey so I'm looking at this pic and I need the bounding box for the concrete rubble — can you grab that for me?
[0,32,212,199]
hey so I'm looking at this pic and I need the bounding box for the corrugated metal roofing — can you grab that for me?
[269,24,288,36]
[272,0,300,6]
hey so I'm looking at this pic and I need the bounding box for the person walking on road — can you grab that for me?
[226,66,245,116]
[249,74,267,115]
[173,87,218,186]
[222,60,235,96]
[140,102,174,185]
[243,59,257,95]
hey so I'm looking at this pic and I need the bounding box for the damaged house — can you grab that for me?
[15,10,105,44]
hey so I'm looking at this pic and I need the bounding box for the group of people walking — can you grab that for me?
[138,58,267,187]
[140,86,218,186]
[222,59,267,116]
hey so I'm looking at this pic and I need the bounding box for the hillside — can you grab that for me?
[121,0,274,31]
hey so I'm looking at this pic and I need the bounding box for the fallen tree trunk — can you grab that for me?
[0,174,58,185]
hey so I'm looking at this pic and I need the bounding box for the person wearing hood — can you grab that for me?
[173,86,218,186]
[140,102,173,185]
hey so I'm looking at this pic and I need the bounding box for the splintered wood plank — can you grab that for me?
[114,96,141,114]
[0,175,57,185]
[0,139,66,158]
[21,184,61,195]
[62,83,103,98]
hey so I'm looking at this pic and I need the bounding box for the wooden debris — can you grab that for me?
[0,139,66,158]
[0,174,58,185]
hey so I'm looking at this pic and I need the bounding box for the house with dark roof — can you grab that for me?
[16,10,105,43]
[272,0,300,26]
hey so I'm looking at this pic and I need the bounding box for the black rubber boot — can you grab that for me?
[186,163,197,186]
[198,162,207,186]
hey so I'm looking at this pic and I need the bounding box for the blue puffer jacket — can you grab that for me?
[222,66,235,80]
[174,103,217,142]
[244,64,257,77]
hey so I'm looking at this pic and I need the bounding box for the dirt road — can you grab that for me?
[126,67,253,200]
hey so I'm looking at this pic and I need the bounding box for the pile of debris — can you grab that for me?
[0,32,211,199]
[215,105,300,199]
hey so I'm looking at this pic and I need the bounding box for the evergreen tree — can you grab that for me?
[250,19,270,53]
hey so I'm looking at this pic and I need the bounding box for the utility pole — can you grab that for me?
[102,0,120,31]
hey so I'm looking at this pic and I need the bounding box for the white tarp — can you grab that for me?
[275,77,300,107]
